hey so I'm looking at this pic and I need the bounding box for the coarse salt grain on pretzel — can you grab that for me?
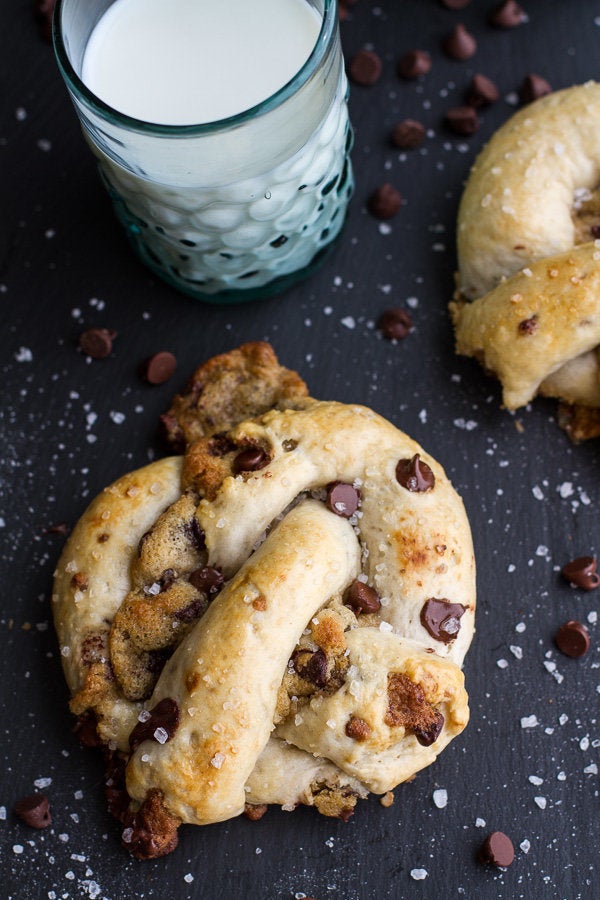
[52,344,475,858]
[451,81,600,439]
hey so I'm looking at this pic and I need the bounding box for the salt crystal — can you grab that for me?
[138,710,151,723]
[149,482,162,494]
[410,869,428,881]
[341,316,356,329]
[432,789,448,809]
[588,611,598,625]
[475,817,486,828]
[580,736,590,751]
[13,845,23,854]
[122,828,133,843]
[559,713,569,725]
[210,752,226,769]
[0,806,6,821]
[515,622,526,633]
[379,621,393,633]
[583,763,598,775]
[497,658,509,669]
[153,727,169,744]
[110,411,126,425]
[534,796,547,809]
[326,719,336,729]
[521,715,539,729]
[520,839,531,853]
[34,777,52,789]
[528,775,543,786]
[510,645,523,660]
[184,874,194,883]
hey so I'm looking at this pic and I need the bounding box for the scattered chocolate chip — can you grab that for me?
[391,118,426,149]
[555,620,590,658]
[479,831,515,867]
[378,307,413,340]
[244,803,268,821]
[440,0,472,7]
[140,351,177,385]
[397,49,432,80]
[188,565,224,596]
[78,327,117,359]
[343,579,382,615]
[467,73,500,107]
[445,105,479,135]
[489,0,526,28]
[395,454,435,492]
[420,598,467,642]
[41,522,70,536]
[367,183,402,220]
[520,73,552,104]
[293,648,329,688]
[348,49,383,86]
[13,793,52,829]
[326,482,360,517]
[442,23,477,60]
[561,556,600,590]
[414,710,445,746]
[34,0,56,42]
[233,446,269,473]
[129,697,180,751]
[517,315,538,335]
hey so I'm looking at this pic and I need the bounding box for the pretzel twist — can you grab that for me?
[451,82,600,438]
[53,399,475,856]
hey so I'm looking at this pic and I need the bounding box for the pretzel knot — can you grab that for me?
[451,82,600,440]
[53,399,475,858]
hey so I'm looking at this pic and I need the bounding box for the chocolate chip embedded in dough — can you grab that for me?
[517,315,538,335]
[233,446,269,473]
[78,327,117,359]
[420,598,467,642]
[293,648,329,688]
[395,454,435,492]
[140,351,177,385]
[326,482,361,518]
[442,23,477,60]
[555,620,590,658]
[561,556,600,590]
[188,565,224,596]
[343,580,382,615]
[129,697,181,751]
[489,0,526,28]
[520,73,552,104]
[345,715,373,742]
[348,49,383,86]
[391,119,426,149]
[414,710,444,746]
[467,74,500,107]
[397,50,432,80]
[479,831,515,867]
[13,793,52,829]
[367,183,402,220]
[378,307,413,340]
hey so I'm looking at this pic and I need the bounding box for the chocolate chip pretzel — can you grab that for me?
[52,344,475,858]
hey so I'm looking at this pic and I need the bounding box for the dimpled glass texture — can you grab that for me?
[54,0,354,303]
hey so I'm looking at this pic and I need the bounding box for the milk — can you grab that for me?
[82,0,321,125]
[56,0,353,300]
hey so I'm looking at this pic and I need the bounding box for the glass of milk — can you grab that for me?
[53,0,353,303]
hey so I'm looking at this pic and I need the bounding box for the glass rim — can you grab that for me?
[52,0,336,136]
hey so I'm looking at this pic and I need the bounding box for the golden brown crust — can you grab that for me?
[160,341,309,452]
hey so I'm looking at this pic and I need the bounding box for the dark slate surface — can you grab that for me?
[1,1,599,898]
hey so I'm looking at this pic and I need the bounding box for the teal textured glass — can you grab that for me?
[53,0,354,303]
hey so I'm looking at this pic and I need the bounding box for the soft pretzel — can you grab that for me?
[52,349,475,858]
[452,81,600,439]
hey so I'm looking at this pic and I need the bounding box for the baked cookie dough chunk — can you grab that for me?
[452,82,600,439]
[53,346,475,858]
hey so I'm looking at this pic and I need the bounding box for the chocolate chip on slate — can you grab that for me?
[442,23,477,60]
[440,0,472,8]
[129,697,180,751]
[378,308,413,340]
[420,598,466,642]
[140,351,177,384]
[42,522,70,536]
[445,105,479,135]
[520,73,552,104]
[414,710,445,746]
[326,482,360,518]
[555,620,591,658]
[14,793,52,829]
[188,565,224,596]
[367,183,402,219]
[343,579,382,615]
[489,0,526,28]
[479,831,515,867]
[467,73,500,107]
[561,556,600,590]
[397,50,432,80]
[396,454,435,492]
[392,118,426,149]
[348,49,383,86]
[79,327,117,359]
[233,446,269,473]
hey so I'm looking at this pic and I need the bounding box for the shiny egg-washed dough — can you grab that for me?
[453,82,600,430]
[53,398,475,846]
